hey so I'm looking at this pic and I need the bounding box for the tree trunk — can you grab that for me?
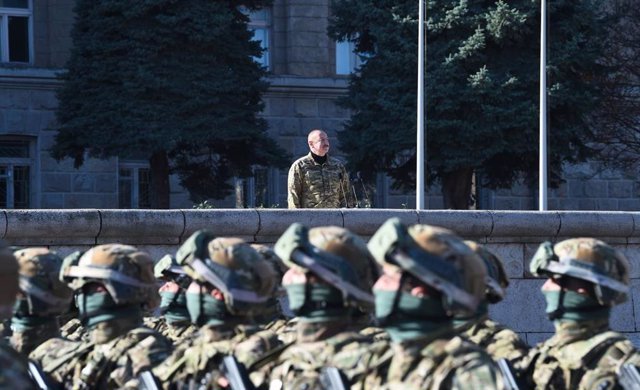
[441,168,474,210]
[149,150,170,209]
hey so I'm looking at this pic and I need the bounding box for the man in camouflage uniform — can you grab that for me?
[11,247,74,356]
[287,129,354,208]
[456,241,529,363]
[151,231,281,389]
[516,238,640,389]
[144,254,197,344]
[0,242,37,387]
[260,223,380,389]
[29,244,173,389]
[329,218,505,389]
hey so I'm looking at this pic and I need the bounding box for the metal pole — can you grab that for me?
[539,0,548,211]
[416,0,425,210]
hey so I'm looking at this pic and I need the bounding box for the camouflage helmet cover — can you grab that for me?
[465,241,509,303]
[368,218,486,315]
[530,238,629,306]
[60,244,160,310]
[14,247,73,316]
[176,230,276,315]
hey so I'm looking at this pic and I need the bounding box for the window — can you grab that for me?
[118,163,151,209]
[336,40,363,75]
[240,6,270,69]
[0,0,31,64]
[0,138,33,208]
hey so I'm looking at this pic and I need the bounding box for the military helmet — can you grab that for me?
[530,238,629,306]
[60,244,160,310]
[176,230,277,315]
[251,244,287,281]
[368,218,486,315]
[0,242,18,320]
[14,248,73,316]
[465,241,509,303]
[274,223,377,307]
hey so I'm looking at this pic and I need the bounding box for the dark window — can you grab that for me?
[118,168,132,208]
[138,168,151,208]
[13,165,29,208]
[8,16,28,62]
[0,0,28,8]
[0,140,29,158]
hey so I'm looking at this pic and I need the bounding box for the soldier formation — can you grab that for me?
[0,217,638,389]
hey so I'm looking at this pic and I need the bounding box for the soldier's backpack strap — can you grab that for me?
[554,331,629,370]
[42,341,95,374]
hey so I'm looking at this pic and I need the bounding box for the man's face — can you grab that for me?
[308,131,330,156]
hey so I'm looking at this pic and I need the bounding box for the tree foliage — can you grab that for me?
[53,0,288,206]
[329,0,614,208]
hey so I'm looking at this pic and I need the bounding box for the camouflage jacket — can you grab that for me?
[29,326,173,389]
[143,316,198,345]
[516,320,640,390]
[10,321,60,356]
[59,318,87,342]
[0,340,34,388]
[287,153,353,208]
[464,317,529,363]
[152,324,281,390]
[266,329,376,390]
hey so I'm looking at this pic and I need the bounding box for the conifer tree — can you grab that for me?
[53,0,287,207]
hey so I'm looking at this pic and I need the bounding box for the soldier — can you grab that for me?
[516,238,640,389]
[10,247,74,356]
[457,241,529,363]
[261,223,380,389]
[287,129,354,208]
[29,244,173,388]
[332,217,504,389]
[144,254,197,344]
[0,242,36,387]
[151,231,281,389]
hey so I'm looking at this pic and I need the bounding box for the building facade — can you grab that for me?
[0,0,637,210]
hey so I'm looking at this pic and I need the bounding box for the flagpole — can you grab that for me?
[539,0,548,211]
[416,0,425,210]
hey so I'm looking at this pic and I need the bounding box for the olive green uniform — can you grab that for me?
[287,153,353,208]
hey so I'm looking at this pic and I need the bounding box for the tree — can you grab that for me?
[53,0,288,208]
[329,0,613,209]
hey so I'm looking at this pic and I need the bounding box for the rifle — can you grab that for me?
[138,369,161,390]
[28,360,59,390]
[319,367,349,390]
[497,358,520,390]
[619,363,640,390]
[220,355,256,390]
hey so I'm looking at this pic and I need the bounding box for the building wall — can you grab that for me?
[0,1,637,211]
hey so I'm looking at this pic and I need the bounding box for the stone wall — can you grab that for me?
[3,209,640,345]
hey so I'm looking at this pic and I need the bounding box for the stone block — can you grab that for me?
[493,197,523,210]
[82,157,117,173]
[288,47,330,63]
[417,210,492,239]
[577,199,596,210]
[489,279,553,333]
[557,211,634,238]
[97,210,184,245]
[294,98,318,117]
[95,174,117,193]
[269,118,302,136]
[584,180,608,198]
[485,243,524,279]
[0,90,30,109]
[256,209,343,240]
[30,90,58,110]
[182,209,260,241]
[72,174,95,192]
[609,181,633,198]
[4,209,100,245]
[632,279,640,331]
[40,154,76,172]
[568,180,586,197]
[549,182,567,198]
[526,333,554,347]
[619,200,640,211]
[489,211,560,240]
[65,193,116,208]
[135,245,179,263]
[621,245,640,278]
[596,198,618,210]
[344,209,418,238]
[611,296,635,332]
[287,5,329,18]
[288,62,328,78]
[268,98,296,116]
[6,109,27,133]
[42,173,71,192]
[318,99,350,118]
[40,193,65,209]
